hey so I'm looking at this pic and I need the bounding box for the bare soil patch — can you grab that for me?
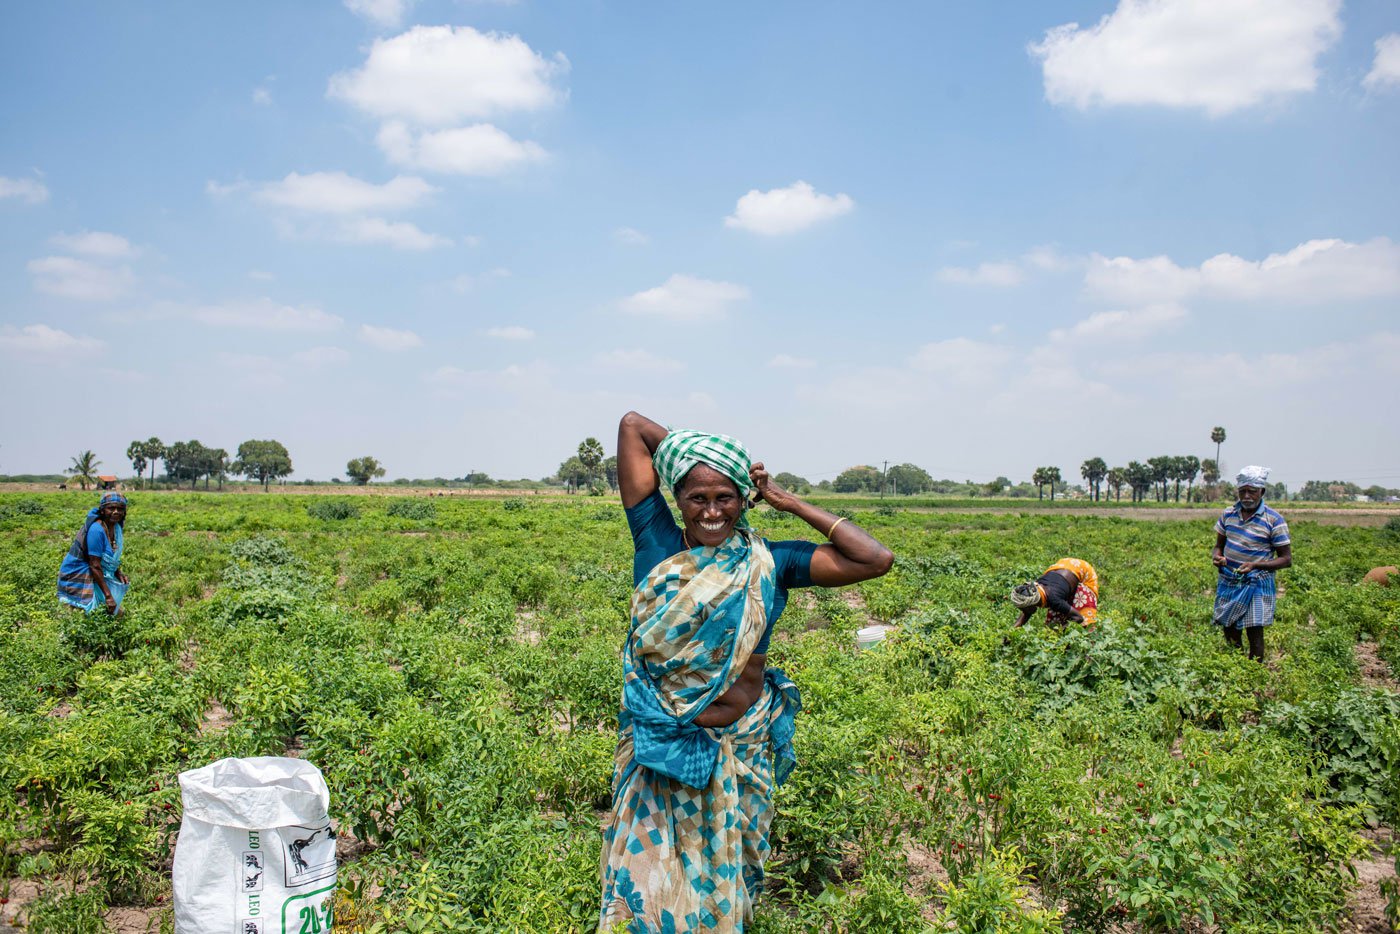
[199,698,233,735]
[1356,640,1400,693]
[1346,828,1396,933]
[0,879,39,932]
[840,589,869,612]
[902,837,949,921]
[104,905,165,933]
[178,638,198,672]
[515,610,543,646]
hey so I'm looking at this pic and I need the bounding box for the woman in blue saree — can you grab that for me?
[57,491,130,615]
[599,412,894,933]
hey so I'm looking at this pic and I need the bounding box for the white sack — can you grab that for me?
[174,756,337,934]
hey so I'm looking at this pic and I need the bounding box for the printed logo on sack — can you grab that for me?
[243,851,265,892]
[283,823,336,886]
[241,920,263,934]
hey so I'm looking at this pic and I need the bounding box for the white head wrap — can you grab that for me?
[1236,465,1270,488]
[1010,582,1042,609]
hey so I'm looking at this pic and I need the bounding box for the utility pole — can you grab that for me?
[881,460,888,498]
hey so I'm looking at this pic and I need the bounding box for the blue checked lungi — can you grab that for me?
[1213,568,1276,629]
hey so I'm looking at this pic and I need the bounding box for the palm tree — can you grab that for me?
[577,437,605,487]
[1180,455,1200,501]
[1081,457,1108,502]
[1047,466,1062,501]
[68,450,101,490]
[208,448,230,491]
[1201,458,1220,486]
[1147,456,1172,502]
[1127,461,1152,502]
[126,441,148,489]
[1107,467,1127,502]
[1032,467,1049,501]
[142,437,164,488]
[1210,426,1226,478]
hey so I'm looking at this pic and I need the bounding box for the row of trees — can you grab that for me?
[1070,455,1210,503]
[1296,480,1399,502]
[124,438,293,491]
[1037,430,1230,503]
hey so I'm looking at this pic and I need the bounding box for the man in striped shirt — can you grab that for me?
[1211,465,1292,661]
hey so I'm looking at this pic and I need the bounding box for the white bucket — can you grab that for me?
[856,624,892,651]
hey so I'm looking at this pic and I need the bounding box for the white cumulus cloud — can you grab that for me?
[1085,237,1400,304]
[359,323,423,351]
[336,217,451,250]
[0,324,103,357]
[0,176,49,204]
[620,274,750,321]
[937,261,1024,287]
[28,256,134,301]
[1029,0,1342,115]
[1364,34,1400,91]
[254,171,435,214]
[328,25,568,125]
[613,227,650,246]
[1049,303,1188,343]
[344,0,413,28]
[725,181,854,236]
[50,230,136,258]
[485,325,534,340]
[192,298,343,331]
[377,121,546,175]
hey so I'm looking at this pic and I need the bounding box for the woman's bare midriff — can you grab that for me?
[692,653,766,727]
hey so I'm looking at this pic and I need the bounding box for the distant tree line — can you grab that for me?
[1295,480,1399,502]
[34,423,1390,502]
[120,437,293,491]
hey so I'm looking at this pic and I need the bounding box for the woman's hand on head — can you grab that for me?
[749,462,798,513]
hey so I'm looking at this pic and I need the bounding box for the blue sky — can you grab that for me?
[2,0,1398,488]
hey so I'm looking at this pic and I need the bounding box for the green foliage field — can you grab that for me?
[2,491,1398,932]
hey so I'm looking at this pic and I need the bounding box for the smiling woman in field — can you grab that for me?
[599,412,894,933]
[56,491,130,615]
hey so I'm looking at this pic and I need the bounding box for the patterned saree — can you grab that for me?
[599,529,801,933]
[1044,557,1099,627]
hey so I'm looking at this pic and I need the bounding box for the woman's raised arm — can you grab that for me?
[617,411,670,508]
[749,462,894,587]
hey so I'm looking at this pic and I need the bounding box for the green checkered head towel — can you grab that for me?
[653,428,754,515]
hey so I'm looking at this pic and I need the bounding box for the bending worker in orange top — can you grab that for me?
[1011,558,1099,627]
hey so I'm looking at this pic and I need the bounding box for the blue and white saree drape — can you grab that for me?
[600,529,800,933]
[56,506,127,613]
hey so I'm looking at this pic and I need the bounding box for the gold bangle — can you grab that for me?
[825,516,845,538]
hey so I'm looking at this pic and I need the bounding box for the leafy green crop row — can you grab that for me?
[1,492,1397,931]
